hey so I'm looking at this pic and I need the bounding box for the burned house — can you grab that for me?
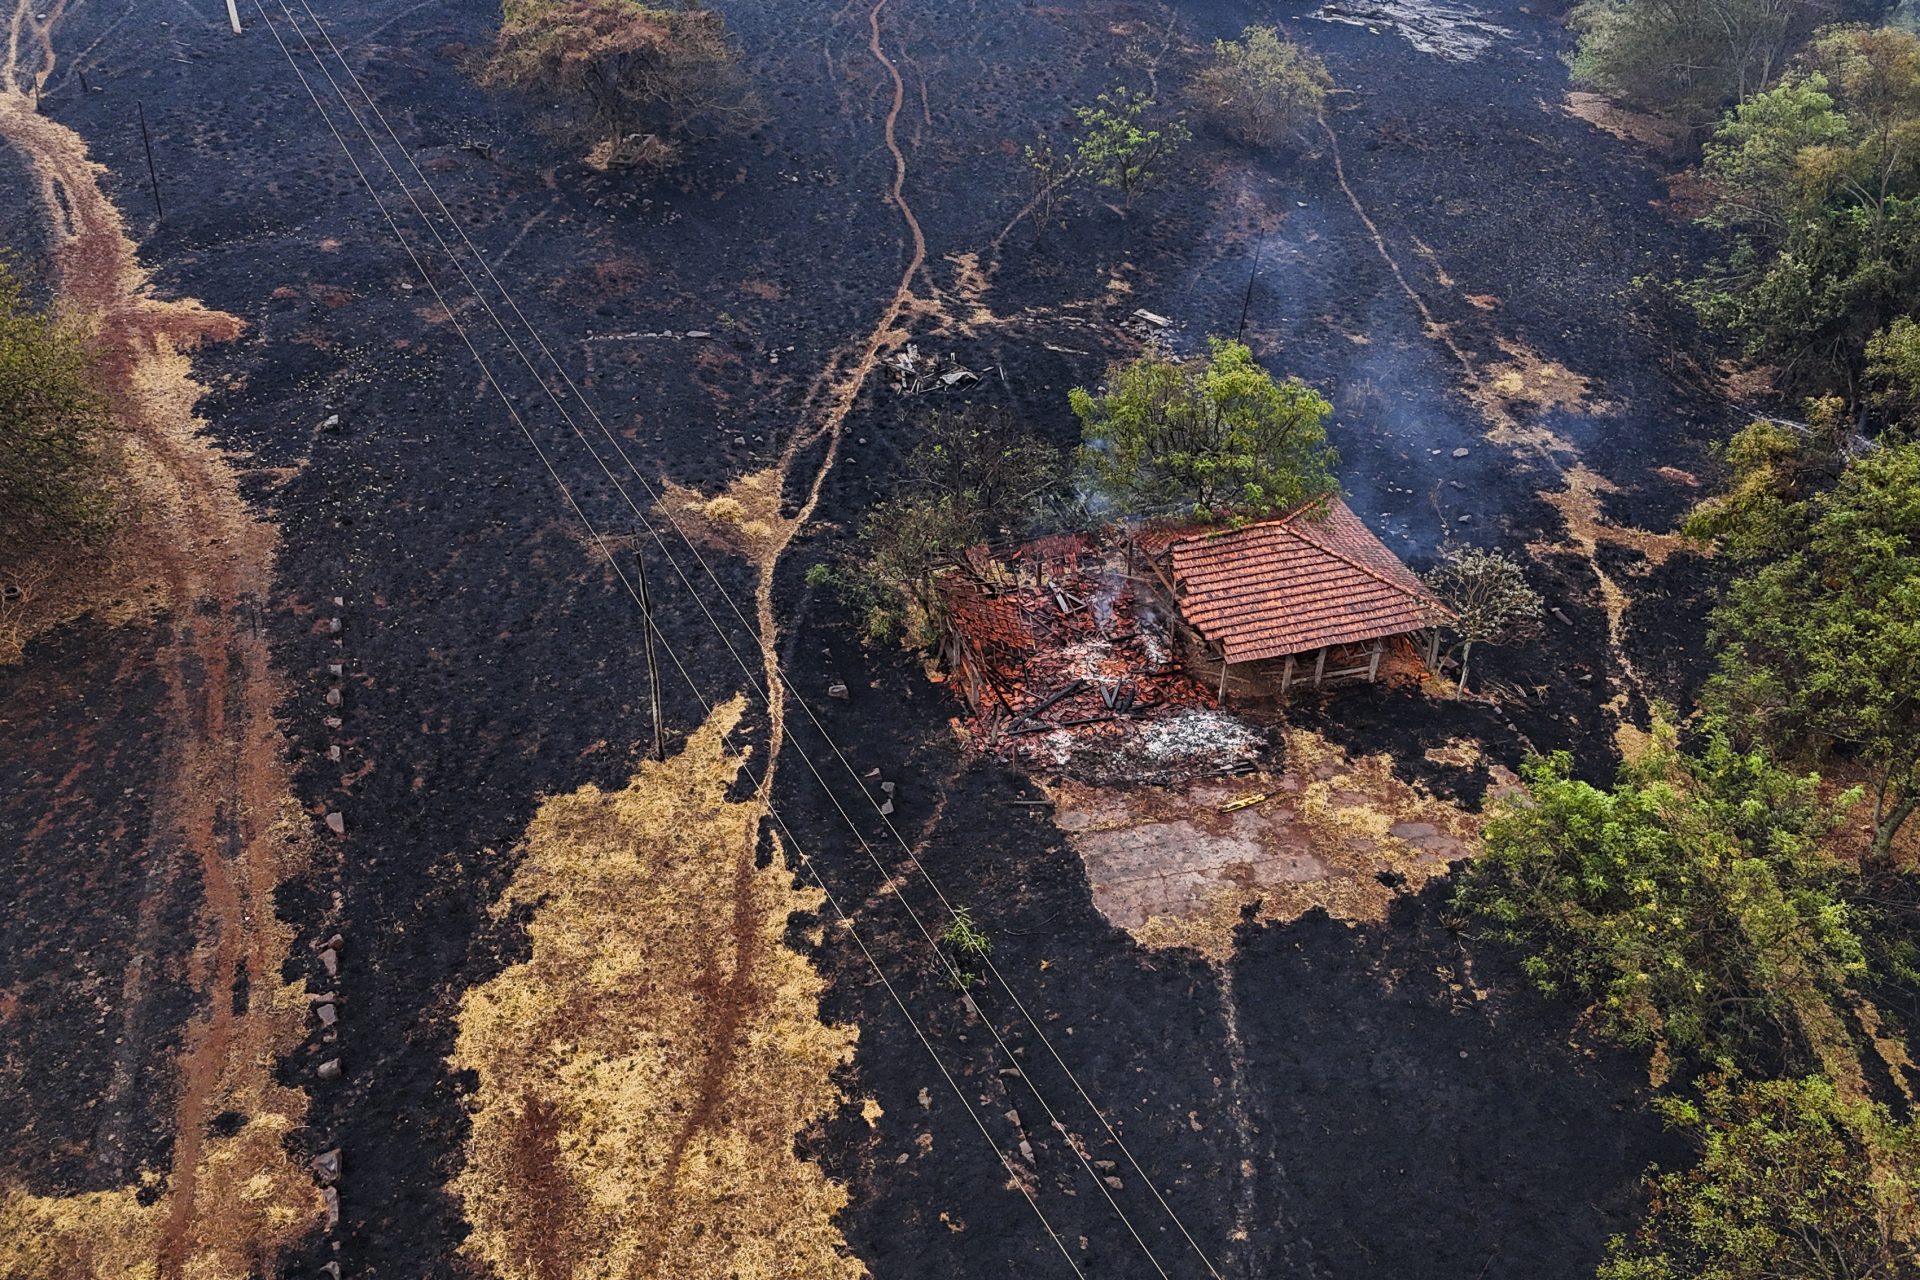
[1129,499,1451,698]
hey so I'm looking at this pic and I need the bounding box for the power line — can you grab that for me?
[249,7,1090,1275]
[281,6,1227,1275]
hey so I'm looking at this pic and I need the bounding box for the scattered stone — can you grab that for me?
[1456,513,1473,523]
[320,1264,341,1280]
[1093,1159,1117,1171]
[316,1003,338,1028]
[1550,606,1573,626]
[331,596,344,607]
[316,1058,341,1080]
[918,1087,931,1109]
[325,688,341,707]
[327,662,343,676]
[319,947,339,977]
[323,717,342,729]
[312,933,344,953]
[880,780,895,795]
[1018,1139,1035,1163]
[826,682,849,700]
[328,618,342,634]
[324,812,345,835]
[1004,1109,1021,1127]
[323,1185,339,1230]
[1103,1175,1124,1190]
[312,1148,341,1185]
[327,745,341,763]
[733,435,747,446]
[320,414,341,433]
[1451,447,1470,458]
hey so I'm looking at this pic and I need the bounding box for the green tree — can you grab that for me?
[848,409,1065,644]
[1681,27,1920,390]
[1421,546,1543,695]
[0,256,122,554]
[1701,440,1920,864]
[1071,87,1190,211]
[1865,315,1920,433]
[1070,337,1336,520]
[1456,729,1863,1069]
[1188,25,1332,150]
[1022,136,1079,235]
[478,0,758,170]
[1601,1074,1920,1280]
[1683,414,1850,561]
[1568,0,1828,130]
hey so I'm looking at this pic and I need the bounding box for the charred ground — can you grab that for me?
[1,0,1744,1274]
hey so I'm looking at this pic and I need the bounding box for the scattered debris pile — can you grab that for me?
[885,343,992,396]
[937,536,1262,781]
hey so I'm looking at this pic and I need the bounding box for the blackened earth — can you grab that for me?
[0,0,1747,1274]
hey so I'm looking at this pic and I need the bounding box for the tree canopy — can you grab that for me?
[1456,729,1863,1070]
[1070,88,1190,211]
[1681,26,1920,392]
[843,408,1065,645]
[0,256,122,555]
[1188,26,1332,151]
[478,0,757,169]
[1071,337,1337,520]
[1694,436,1920,863]
[1421,546,1543,695]
[1601,1074,1920,1280]
[1568,0,1852,131]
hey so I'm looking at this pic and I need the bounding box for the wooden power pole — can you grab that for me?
[635,548,665,763]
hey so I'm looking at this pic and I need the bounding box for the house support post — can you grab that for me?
[1218,655,1230,702]
[1313,646,1327,687]
[1367,641,1383,683]
[1281,653,1295,694]
[1426,628,1441,671]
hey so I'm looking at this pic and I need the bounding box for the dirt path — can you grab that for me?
[751,0,925,783]
[0,4,320,1273]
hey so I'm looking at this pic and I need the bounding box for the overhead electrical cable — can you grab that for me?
[249,7,1093,1275]
[277,5,1229,1275]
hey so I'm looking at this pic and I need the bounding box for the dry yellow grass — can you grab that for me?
[450,699,863,1280]
[659,467,792,568]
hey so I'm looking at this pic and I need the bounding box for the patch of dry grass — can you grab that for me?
[659,467,792,569]
[450,699,863,1280]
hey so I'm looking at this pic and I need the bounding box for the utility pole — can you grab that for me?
[1235,239,1265,344]
[225,0,242,33]
[634,548,665,763]
[136,102,162,218]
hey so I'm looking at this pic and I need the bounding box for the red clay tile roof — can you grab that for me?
[1166,499,1449,663]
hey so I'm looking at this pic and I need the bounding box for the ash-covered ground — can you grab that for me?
[0,0,1735,1274]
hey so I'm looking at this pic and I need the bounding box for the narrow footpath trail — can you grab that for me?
[0,3,320,1274]
[753,0,926,785]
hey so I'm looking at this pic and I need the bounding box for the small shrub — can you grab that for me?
[1189,26,1332,150]
[0,256,123,554]
[940,907,992,990]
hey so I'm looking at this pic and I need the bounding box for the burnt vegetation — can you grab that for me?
[8,0,1920,1274]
